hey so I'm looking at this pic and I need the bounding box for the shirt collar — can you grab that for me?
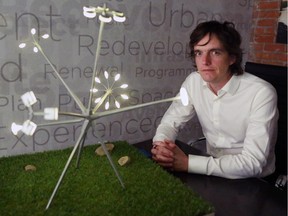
[202,74,241,95]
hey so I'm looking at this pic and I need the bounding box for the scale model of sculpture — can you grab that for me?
[10,4,188,210]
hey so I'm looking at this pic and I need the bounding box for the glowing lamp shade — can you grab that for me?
[99,15,112,23]
[42,34,49,39]
[31,28,36,35]
[95,97,102,103]
[120,84,128,89]
[83,6,97,18]
[115,100,120,108]
[91,88,98,93]
[21,91,37,107]
[11,120,37,136]
[95,77,101,83]
[180,87,189,106]
[44,108,59,120]
[33,47,39,53]
[121,94,129,100]
[104,71,109,79]
[19,43,26,49]
[113,14,126,22]
[114,74,120,81]
[105,101,110,110]
[21,120,37,136]
[11,123,23,136]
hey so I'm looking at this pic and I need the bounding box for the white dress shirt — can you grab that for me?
[153,72,278,179]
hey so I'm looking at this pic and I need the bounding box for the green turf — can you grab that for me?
[0,141,213,216]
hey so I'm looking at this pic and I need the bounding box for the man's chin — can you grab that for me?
[200,73,214,82]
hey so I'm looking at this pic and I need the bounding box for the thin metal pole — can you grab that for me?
[76,131,88,168]
[33,37,86,114]
[100,141,125,189]
[45,119,90,210]
[91,96,180,120]
[87,20,105,111]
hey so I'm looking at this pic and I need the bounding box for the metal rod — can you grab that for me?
[100,141,125,189]
[37,119,83,127]
[33,36,87,114]
[91,96,180,120]
[33,111,87,119]
[45,119,90,210]
[76,131,88,168]
[87,20,105,111]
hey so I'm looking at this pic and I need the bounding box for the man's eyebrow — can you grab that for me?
[194,46,224,50]
[210,48,225,52]
[193,48,225,52]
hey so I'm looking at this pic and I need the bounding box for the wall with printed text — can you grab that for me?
[0,0,254,157]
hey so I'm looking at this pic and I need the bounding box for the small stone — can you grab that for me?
[118,156,131,166]
[24,164,36,171]
[95,143,115,156]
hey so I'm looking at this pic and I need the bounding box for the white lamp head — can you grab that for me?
[121,94,129,100]
[95,77,101,83]
[83,6,97,18]
[95,97,102,103]
[105,101,110,110]
[83,5,125,23]
[104,71,109,79]
[19,43,26,49]
[99,14,112,23]
[11,120,37,136]
[115,100,120,108]
[11,123,23,136]
[180,87,189,106]
[21,91,37,107]
[44,108,59,120]
[42,34,49,39]
[31,28,36,35]
[21,120,37,136]
[114,74,120,81]
[33,47,39,53]
[120,84,128,89]
[113,14,126,22]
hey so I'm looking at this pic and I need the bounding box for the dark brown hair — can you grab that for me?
[189,21,244,75]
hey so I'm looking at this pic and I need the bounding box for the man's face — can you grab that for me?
[194,34,235,86]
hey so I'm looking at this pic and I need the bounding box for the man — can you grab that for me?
[151,21,278,179]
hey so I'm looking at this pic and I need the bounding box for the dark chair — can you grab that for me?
[245,62,287,189]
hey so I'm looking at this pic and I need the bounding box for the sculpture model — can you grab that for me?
[11,4,188,210]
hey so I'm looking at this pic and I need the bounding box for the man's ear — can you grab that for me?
[229,55,236,65]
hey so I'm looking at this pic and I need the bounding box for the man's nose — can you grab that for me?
[202,52,211,65]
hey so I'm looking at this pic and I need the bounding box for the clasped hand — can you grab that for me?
[151,140,188,172]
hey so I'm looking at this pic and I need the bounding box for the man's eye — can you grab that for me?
[194,51,201,56]
[211,50,222,56]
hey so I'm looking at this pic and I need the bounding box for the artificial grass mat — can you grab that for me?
[0,141,214,216]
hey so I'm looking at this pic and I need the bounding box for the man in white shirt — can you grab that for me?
[151,21,278,179]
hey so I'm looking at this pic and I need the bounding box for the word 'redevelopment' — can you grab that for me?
[78,35,190,57]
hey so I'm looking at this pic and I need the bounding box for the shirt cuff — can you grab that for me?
[188,154,210,175]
